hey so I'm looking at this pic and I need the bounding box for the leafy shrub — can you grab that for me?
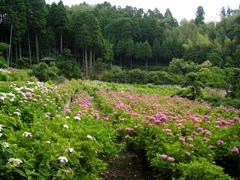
[147,71,175,85]
[101,66,126,83]
[17,57,30,69]
[177,158,233,180]
[56,60,82,80]
[126,69,147,84]
[30,62,60,82]
[0,56,7,68]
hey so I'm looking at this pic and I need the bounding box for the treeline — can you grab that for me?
[0,1,240,73]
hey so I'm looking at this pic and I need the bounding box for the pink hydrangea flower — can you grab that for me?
[125,135,130,139]
[209,145,215,149]
[192,132,198,136]
[217,140,224,145]
[160,154,168,159]
[167,157,175,162]
[231,147,239,154]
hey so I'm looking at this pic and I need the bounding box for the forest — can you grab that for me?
[0,0,240,106]
[0,1,240,179]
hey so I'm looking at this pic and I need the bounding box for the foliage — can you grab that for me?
[177,158,233,179]
[30,62,61,82]
[56,60,82,80]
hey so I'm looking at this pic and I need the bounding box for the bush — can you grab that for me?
[177,158,233,180]
[126,69,147,84]
[31,62,61,82]
[0,56,7,68]
[147,71,174,85]
[101,66,126,83]
[56,60,82,80]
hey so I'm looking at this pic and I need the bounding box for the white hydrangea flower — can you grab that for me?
[86,135,94,140]
[63,124,68,129]
[22,131,32,138]
[13,112,21,116]
[4,142,9,148]
[74,116,81,121]
[7,158,23,168]
[0,124,4,131]
[58,156,68,163]
[27,81,35,85]
[65,148,74,153]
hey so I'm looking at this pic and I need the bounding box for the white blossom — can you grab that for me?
[0,133,2,137]
[0,124,4,131]
[13,112,21,116]
[63,124,68,129]
[74,116,81,121]
[86,135,93,139]
[22,131,32,138]
[65,116,70,119]
[65,148,74,153]
[4,142,9,148]
[27,81,35,85]
[7,158,23,168]
[58,156,68,163]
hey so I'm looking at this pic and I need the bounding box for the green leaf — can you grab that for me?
[15,169,27,177]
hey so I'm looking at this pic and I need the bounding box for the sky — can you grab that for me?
[45,0,239,22]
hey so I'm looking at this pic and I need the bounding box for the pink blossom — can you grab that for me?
[192,132,198,136]
[231,147,239,154]
[197,127,203,132]
[179,137,185,142]
[214,125,220,129]
[25,92,32,97]
[217,140,224,145]
[209,145,215,149]
[125,127,134,132]
[176,123,183,128]
[185,151,191,156]
[155,120,161,124]
[187,137,193,142]
[232,117,240,122]
[203,115,209,119]
[64,108,71,113]
[167,157,175,162]
[203,130,211,135]
[160,154,168,159]
[125,135,130,139]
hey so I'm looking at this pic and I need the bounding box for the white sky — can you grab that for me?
[45,0,239,22]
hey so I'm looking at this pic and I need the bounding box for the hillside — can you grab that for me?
[0,69,239,179]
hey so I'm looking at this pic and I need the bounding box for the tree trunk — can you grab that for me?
[8,24,13,67]
[36,34,39,63]
[60,33,63,54]
[145,59,148,70]
[85,48,88,77]
[130,57,132,69]
[28,32,32,66]
[89,48,93,73]
[19,41,22,59]
[15,45,18,63]
[93,48,96,66]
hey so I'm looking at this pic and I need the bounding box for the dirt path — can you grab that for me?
[102,151,154,180]
[67,90,155,179]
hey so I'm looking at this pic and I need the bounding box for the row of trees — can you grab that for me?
[0,1,240,75]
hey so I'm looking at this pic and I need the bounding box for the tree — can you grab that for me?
[28,0,47,63]
[152,37,161,64]
[163,8,178,28]
[220,7,226,19]
[195,6,205,25]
